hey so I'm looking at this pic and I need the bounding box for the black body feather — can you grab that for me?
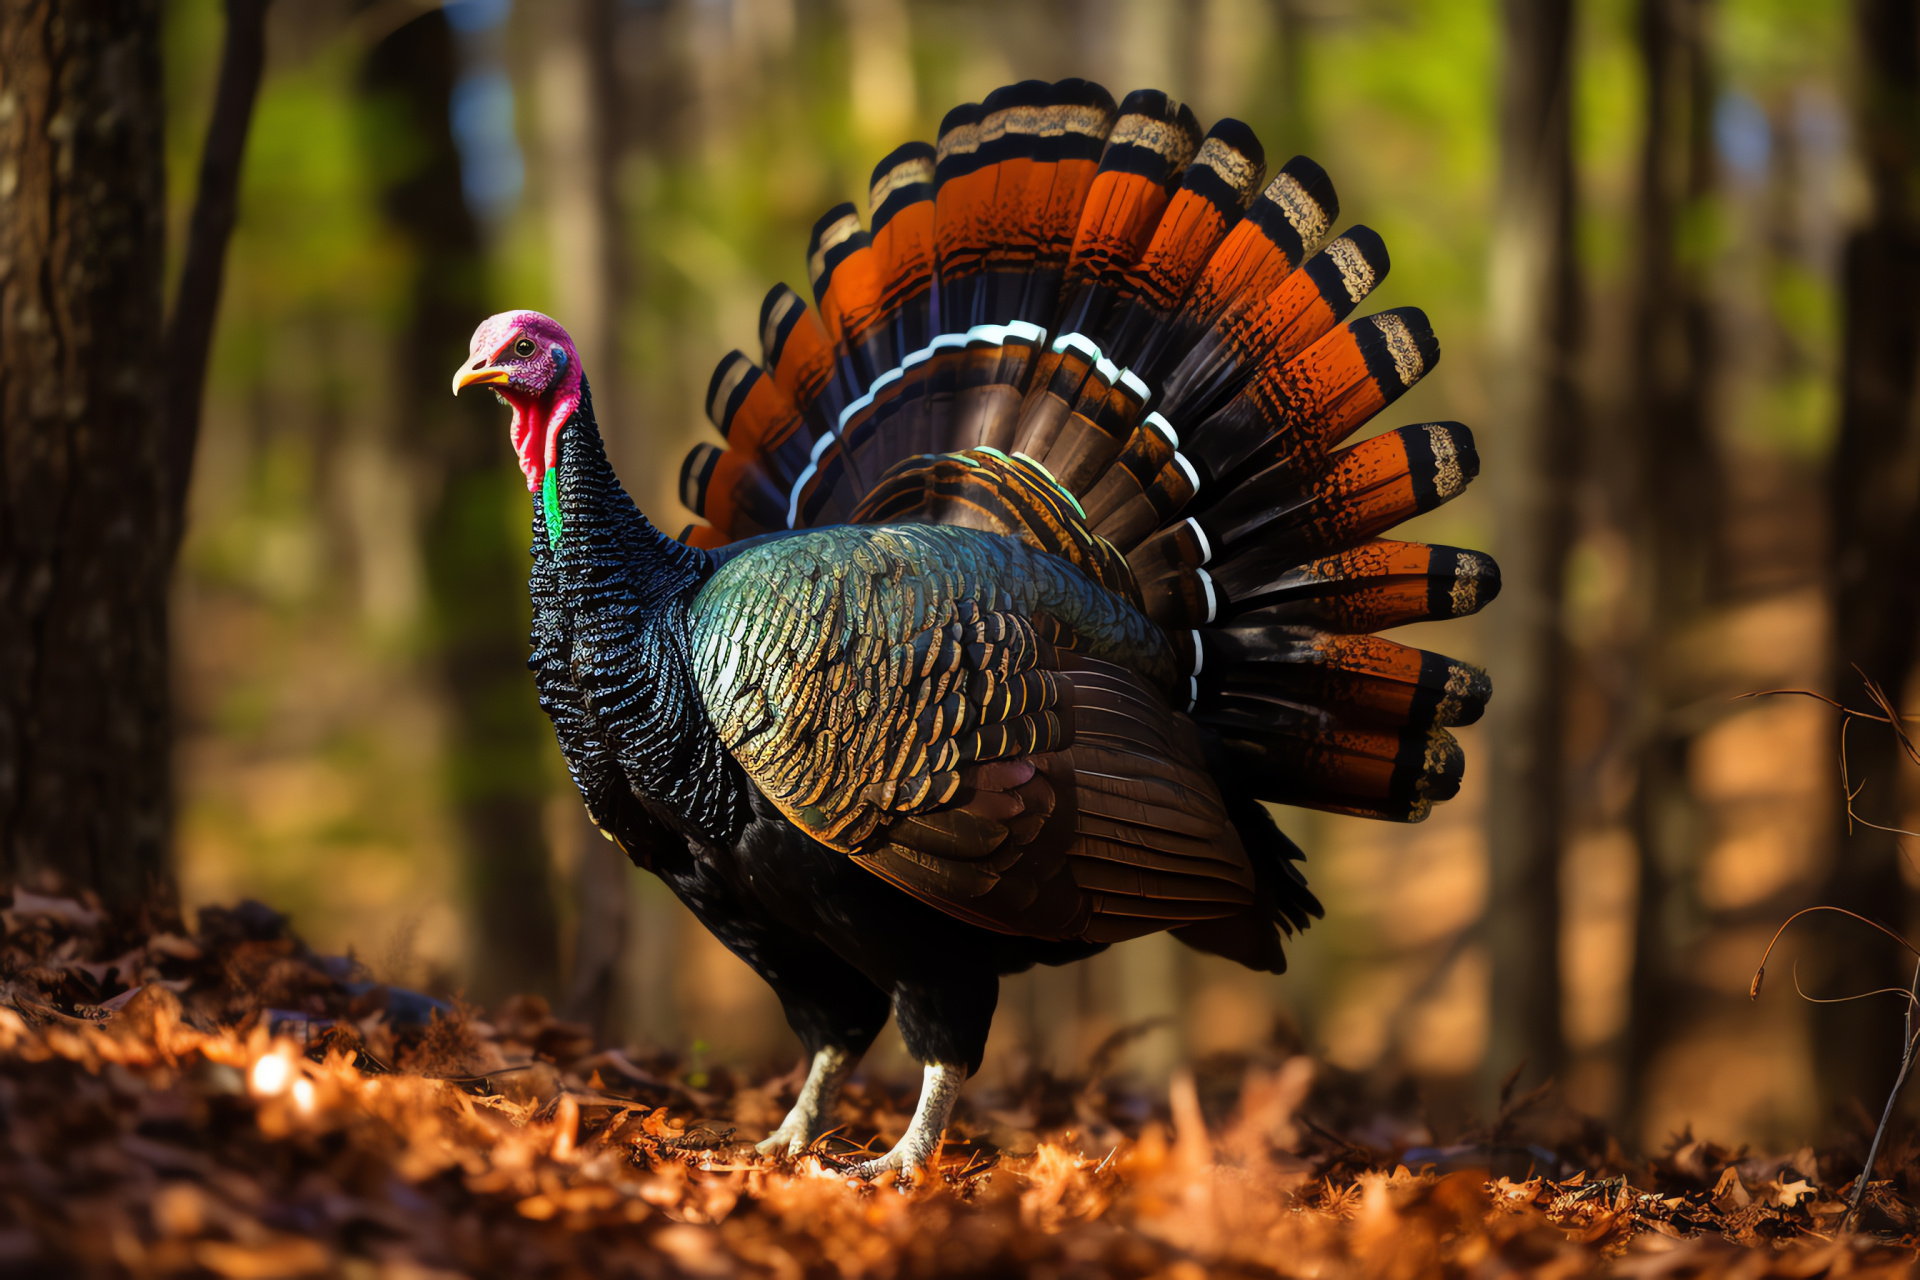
[531,386,1111,1072]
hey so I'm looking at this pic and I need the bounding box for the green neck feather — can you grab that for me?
[542,467,562,551]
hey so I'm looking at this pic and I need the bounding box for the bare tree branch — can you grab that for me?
[163,0,271,560]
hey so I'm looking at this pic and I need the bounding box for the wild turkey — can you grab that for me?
[453,80,1497,1178]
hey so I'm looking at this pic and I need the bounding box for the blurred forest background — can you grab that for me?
[149,0,1917,1155]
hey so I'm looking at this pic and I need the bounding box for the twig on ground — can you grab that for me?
[1746,671,1920,1234]
[1845,957,1920,1232]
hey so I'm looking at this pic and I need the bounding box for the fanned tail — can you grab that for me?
[681,79,1499,831]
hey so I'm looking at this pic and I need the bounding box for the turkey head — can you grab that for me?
[453,309,582,492]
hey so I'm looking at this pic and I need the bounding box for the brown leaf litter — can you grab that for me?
[0,885,1915,1278]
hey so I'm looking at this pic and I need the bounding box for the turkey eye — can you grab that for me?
[513,338,536,358]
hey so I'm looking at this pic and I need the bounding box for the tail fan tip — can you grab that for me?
[685,79,1496,830]
[705,351,755,433]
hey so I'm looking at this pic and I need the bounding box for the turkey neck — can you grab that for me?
[538,380,749,844]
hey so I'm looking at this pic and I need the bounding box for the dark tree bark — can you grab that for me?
[533,0,631,1038]
[363,13,562,1002]
[1815,0,1920,1121]
[1484,0,1578,1098]
[163,0,268,559]
[0,1,172,910]
[1623,0,1720,1128]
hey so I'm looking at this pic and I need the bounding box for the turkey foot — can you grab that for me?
[757,1044,856,1157]
[848,1061,964,1180]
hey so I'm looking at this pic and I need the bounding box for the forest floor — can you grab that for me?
[1,887,1917,1278]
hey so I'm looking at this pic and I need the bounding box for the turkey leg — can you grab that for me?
[757,1044,857,1156]
[849,1061,964,1179]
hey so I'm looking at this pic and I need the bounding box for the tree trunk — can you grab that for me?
[1483,0,1578,1099]
[1815,0,1920,1122]
[0,1,172,911]
[363,12,562,1004]
[531,0,633,1038]
[1623,0,1720,1129]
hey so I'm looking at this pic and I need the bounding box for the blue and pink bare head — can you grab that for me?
[453,311,584,491]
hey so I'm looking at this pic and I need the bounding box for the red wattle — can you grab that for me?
[508,400,542,492]
[507,387,578,493]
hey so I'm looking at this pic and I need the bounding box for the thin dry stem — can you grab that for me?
[1750,906,1920,1001]
[1788,960,1920,1010]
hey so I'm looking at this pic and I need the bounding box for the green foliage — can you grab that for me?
[1308,0,1498,321]
[1720,0,1849,90]
[228,55,411,336]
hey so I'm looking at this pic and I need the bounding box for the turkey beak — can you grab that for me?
[453,362,510,396]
